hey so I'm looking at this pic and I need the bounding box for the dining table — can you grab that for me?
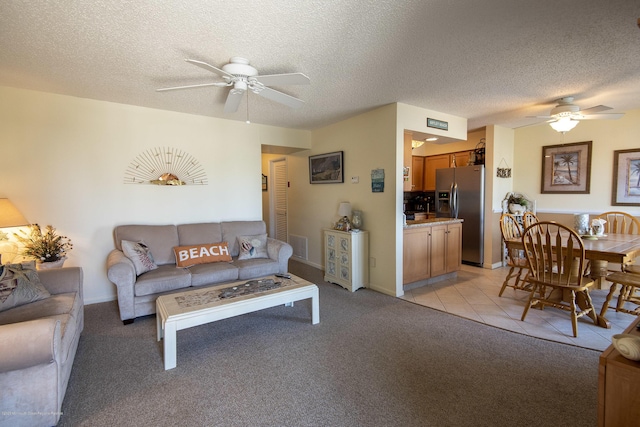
[505,232,640,329]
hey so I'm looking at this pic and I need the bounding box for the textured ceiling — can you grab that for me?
[1,0,639,132]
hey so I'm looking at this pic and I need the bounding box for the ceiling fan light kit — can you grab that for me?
[157,57,310,117]
[549,117,580,133]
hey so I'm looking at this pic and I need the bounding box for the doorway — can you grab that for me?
[269,158,288,242]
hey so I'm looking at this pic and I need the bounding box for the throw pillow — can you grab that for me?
[237,234,269,260]
[121,240,158,276]
[0,261,51,313]
[173,242,232,268]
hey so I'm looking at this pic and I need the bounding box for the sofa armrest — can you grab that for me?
[0,318,60,373]
[38,266,83,299]
[267,238,294,274]
[107,249,137,321]
[107,249,135,285]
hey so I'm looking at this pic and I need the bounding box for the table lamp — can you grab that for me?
[0,198,29,264]
[337,202,352,231]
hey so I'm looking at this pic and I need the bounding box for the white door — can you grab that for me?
[270,158,288,242]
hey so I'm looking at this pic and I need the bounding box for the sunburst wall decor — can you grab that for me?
[124,147,208,185]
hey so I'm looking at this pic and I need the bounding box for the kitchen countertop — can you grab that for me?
[403,217,464,229]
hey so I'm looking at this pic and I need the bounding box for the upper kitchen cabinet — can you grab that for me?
[411,156,424,191]
[424,154,449,191]
[451,151,471,168]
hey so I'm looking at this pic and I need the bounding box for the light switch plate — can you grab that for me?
[351,176,359,183]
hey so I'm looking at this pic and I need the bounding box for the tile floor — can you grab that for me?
[399,264,638,351]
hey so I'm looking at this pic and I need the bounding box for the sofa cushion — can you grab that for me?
[0,262,50,313]
[114,225,179,265]
[173,242,232,267]
[222,221,267,256]
[189,262,240,287]
[122,240,158,276]
[177,223,223,246]
[134,265,191,297]
[235,258,281,280]
[237,234,269,260]
[0,292,76,326]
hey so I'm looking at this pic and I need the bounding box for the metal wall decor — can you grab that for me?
[497,158,511,178]
[124,147,208,185]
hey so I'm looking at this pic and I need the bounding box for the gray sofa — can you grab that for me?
[0,267,84,427]
[107,220,293,324]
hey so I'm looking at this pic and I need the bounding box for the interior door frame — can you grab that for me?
[269,157,288,240]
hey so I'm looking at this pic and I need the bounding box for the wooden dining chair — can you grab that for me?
[595,211,640,235]
[521,221,598,337]
[601,271,640,316]
[595,211,640,274]
[498,213,530,296]
[522,211,538,229]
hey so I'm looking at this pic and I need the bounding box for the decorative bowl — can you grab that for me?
[611,334,640,361]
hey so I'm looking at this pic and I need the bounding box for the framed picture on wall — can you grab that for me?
[612,148,640,206]
[309,151,344,184]
[541,141,592,194]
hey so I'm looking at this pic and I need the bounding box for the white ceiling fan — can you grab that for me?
[157,57,310,113]
[529,97,624,132]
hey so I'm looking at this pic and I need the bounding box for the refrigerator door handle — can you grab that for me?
[452,182,458,218]
[449,182,458,218]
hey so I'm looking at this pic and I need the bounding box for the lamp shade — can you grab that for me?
[0,198,29,228]
[338,202,352,217]
[549,117,579,133]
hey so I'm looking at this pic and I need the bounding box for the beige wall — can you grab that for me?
[513,109,640,216]
[286,104,399,296]
[0,86,310,303]
[6,82,637,303]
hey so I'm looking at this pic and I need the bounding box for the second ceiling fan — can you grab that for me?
[157,57,310,113]
[529,97,624,132]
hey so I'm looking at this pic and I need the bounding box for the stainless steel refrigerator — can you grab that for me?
[435,165,485,266]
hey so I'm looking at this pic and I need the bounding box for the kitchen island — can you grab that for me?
[403,218,463,288]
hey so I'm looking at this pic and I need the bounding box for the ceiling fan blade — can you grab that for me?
[526,115,553,119]
[580,105,612,115]
[223,90,244,113]
[255,86,305,109]
[156,82,228,92]
[255,73,310,86]
[577,113,624,120]
[185,59,234,79]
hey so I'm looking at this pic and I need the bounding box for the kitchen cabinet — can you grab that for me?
[324,229,369,292]
[598,316,640,427]
[411,156,424,191]
[403,227,431,283]
[403,221,462,284]
[452,150,471,168]
[430,222,462,277]
[423,151,474,191]
[423,154,449,191]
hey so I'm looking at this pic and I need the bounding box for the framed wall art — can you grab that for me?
[309,151,344,184]
[612,148,640,206]
[541,141,592,194]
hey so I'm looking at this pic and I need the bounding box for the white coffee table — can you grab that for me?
[156,274,319,370]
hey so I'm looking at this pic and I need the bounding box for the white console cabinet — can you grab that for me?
[324,229,369,292]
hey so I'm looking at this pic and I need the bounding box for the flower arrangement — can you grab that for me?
[14,224,73,263]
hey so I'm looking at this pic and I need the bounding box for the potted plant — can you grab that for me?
[507,194,528,214]
[14,224,73,269]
